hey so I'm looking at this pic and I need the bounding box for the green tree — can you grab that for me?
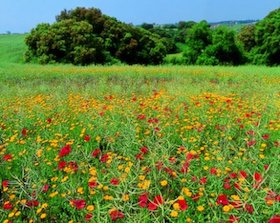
[25,20,107,65]
[253,8,280,65]
[237,25,256,52]
[26,7,167,65]
[183,21,212,64]
[197,26,244,65]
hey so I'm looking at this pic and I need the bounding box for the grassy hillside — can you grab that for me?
[0,34,27,64]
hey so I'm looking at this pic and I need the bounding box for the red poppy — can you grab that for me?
[217,194,229,206]
[147,118,158,124]
[3,201,13,210]
[85,213,93,221]
[91,149,101,158]
[169,157,176,164]
[3,154,12,161]
[2,180,9,187]
[210,168,217,175]
[224,182,231,190]
[244,203,254,214]
[137,114,146,120]
[58,160,67,170]
[46,118,52,123]
[84,135,91,142]
[71,199,86,210]
[59,144,72,157]
[264,164,269,170]
[191,176,197,182]
[247,140,256,147]
[246,130,255,136]
[68,161,78,172]
[239,170,248,178]
[110,178,119,186]
[26,200,40,207]
[178,199,188,211]
[153,195,163,205]
[135,153,143,160]
[234,182,241,190]
[229,173,237,179]
[42,184,49,193]
[110,210,125,221]
[100,154,109,163]
[199,177,207,184]
[229,215,239,222]
[269,215,280,223]
[254,172,262,182]
[140,147,148,154]
[181,161,189,173]
[138,193,149,208]
[88,181,98,188]
[21,128,27,137]
[262,134,270,140]
[147,202,158,211]
[192,193,200,202]
[147,195,163,211]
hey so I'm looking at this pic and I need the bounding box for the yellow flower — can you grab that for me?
[8,212,15,218]
[42,203,48,209]
[231,195,240,201]
[160,180,168,186]
[77,187,84,194]
[170,210,178,218]
[197,205,204,211]
[40,213,47,219]
[222,205,231,212]
[103,195,113,201]
[122,194,130,202]
[87,205,95,211]
[173,203,180,210]
[36,208,42,214]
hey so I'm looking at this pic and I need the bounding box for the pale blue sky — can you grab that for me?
[0,0,279,33]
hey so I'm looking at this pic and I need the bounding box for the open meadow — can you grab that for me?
[0,35,280,222]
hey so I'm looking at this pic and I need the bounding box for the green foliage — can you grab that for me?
[182,21,212,64]
[181,23,244,66]
[237,25,256,52]
[253,8,280,66]
[197,26,244,65]
[26,7,167,65]
[25,20,107,65]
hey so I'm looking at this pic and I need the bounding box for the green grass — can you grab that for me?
[0,34,280,223]
[0,34,27,64]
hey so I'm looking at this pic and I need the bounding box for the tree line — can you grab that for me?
[25,7,280,66]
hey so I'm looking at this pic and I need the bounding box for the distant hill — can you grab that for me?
[209,20,258,32]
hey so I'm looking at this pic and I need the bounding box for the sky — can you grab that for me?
[0,0,279,33]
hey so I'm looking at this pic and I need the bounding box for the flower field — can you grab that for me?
[0,65,280,222]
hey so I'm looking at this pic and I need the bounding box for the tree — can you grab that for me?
[26,7,167,65]
[183,21,212,64]
[197,26,244,65]
[253,8,280,65]
[25,20,107,65]
[237,25,256,52]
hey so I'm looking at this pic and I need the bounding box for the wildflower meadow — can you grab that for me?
[0,65,280,222]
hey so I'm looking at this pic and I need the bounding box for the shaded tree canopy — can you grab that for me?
[25,7,167,65]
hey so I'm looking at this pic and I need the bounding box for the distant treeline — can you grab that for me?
[25,7,280,66]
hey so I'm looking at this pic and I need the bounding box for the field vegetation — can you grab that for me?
[0,32,280,222]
